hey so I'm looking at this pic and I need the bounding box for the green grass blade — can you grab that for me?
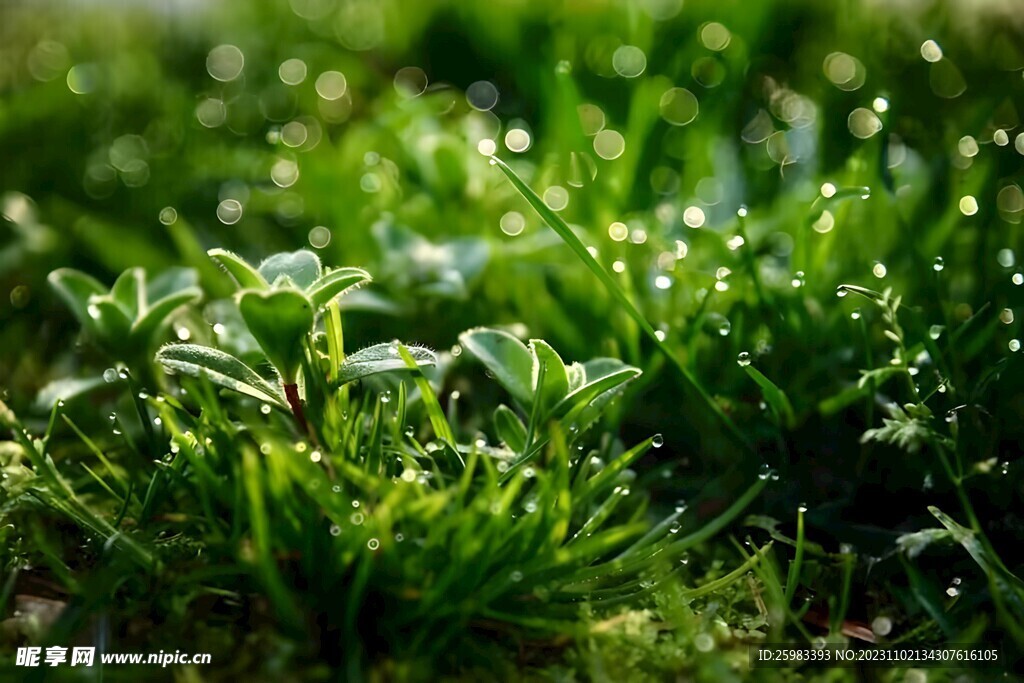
[743,365,796,429]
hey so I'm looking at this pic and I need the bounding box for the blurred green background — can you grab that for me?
[2,0,1023,569]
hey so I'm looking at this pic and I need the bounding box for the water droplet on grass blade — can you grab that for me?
[737,352,752,367]
[933,256,945,271]
[103,368,118,383]
[652,434,664,448]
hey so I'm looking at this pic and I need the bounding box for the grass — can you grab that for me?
[2,0,1024,680]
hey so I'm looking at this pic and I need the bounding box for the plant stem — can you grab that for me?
[283,383,309,436]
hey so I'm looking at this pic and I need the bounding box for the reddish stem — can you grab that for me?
[283,383,309,436]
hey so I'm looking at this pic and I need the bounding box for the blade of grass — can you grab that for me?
[397,345,458,454]
[784,504,806,604]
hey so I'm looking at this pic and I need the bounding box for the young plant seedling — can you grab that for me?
[459,327,642,472]
[156,249,435,436]
[48,266,201,375]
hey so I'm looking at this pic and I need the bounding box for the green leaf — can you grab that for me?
[238,288,314,384]
[336,343,436,385]
[258,250,322,289]
[131,288,202,341]
[458,327,534,406]
[208,249,268,291]
[494,404,527,452]
[929,506,1024,629]
[742,365,796,429]
[47,268,108,328]
[530,339,569,418]
[566,362,586,393]
[397,345,457,449]
[307,267,372,308]
[110,268,145,318]
[155,344,287,408]
[147,267,199,302]
[84,295,133,343]
[552,366,641,420]
[34,376,107,411]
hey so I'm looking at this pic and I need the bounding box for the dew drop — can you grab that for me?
[1009,339,1021,352]
[367,538,380,550]
[260,404,272,415]
[329,525,341,536]
[737,351,752,367]
[851,308,862,320]
[933,256,945,272]
[718,320,731,337]
[103,368,118,383]
[652,434,664,448]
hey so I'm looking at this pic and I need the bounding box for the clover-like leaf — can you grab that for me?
[257,250,322,289]
[238,288,314,384]
[155,344,287,408]
[307,267,372,309]
[208,249,268,291]
[335,343,436,385]
[48,268,108,328]
[458,328,533,406]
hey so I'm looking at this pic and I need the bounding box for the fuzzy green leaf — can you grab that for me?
[238,288,314,384]
[307,267,372,309]
[258,250,322,289]
[110,267,145,318]
[208,249,269,291]
[131,287,202,341]
[336,343,436,385]
[47,268,108,328]
[84,295,133,342]
[155,343,287,408]
[552,366,641,420]
[458,328,534,406]
[530,339,569,418]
